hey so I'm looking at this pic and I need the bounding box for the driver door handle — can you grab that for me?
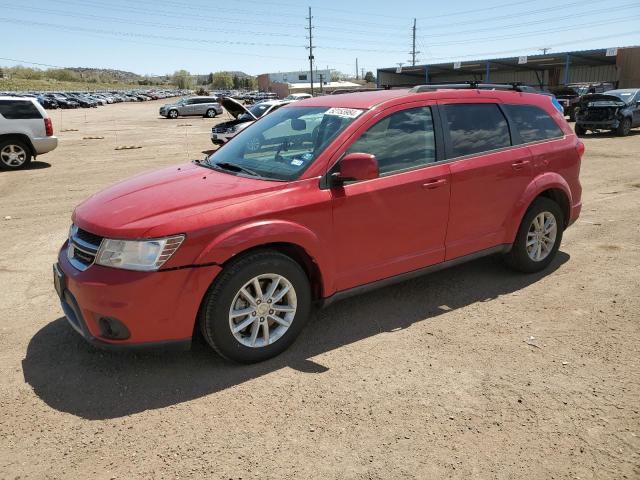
[422,178,447,189]
[511,159,530,170]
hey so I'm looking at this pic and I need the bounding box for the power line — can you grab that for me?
[418,2,640,39]
[422,31,640,62]
[425,14,640,47]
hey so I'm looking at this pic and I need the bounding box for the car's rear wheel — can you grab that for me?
[205,109,217,118]
[0,140,32,170]
[616,117,631,136]
[574,124,586,136]
[504,197,564,273]
[199,250,311,363]
[168,109,179,119]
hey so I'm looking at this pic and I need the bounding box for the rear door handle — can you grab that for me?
[511,160,530,170]
[422,178,447,189]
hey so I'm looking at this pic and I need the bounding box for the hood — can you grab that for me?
[221,97,255,120]
[579,94,626,107]
[72,162,285,238]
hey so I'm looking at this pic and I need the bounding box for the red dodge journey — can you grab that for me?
[54,85,583,363]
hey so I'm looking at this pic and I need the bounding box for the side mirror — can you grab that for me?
[333,153,379,185]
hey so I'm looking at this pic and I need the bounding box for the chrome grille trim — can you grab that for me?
[67,225,103,271]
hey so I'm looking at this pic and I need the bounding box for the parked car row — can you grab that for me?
[0,89,190,110]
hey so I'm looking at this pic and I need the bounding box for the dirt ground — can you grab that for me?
[0,99,638,480]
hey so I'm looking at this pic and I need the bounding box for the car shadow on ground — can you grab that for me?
[0,161,51,173]
[23,252,569,420]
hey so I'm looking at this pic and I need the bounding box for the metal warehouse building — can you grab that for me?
[377,46,640,89]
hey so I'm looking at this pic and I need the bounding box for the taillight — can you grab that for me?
[576,139,585,157]
[44,117,53,137]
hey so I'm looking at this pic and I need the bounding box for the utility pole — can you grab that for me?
[319,73,324,93]
[361,68,365,81]
[539,47,551,54]
[409,18,420,66]
[305,7,314,95]
[356,58,359,80]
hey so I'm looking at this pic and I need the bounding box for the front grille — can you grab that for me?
[75,227,103,246]
[582,108,616,121]
[212,126,234,134]
[68,225,103,271]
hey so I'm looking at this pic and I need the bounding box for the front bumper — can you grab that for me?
[210,131,235,144]
[54,244,221,350]
[576,119,618,130]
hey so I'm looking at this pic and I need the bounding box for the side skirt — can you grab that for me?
[318,244,511,309]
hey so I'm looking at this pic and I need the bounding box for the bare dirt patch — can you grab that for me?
[0,102,638,479]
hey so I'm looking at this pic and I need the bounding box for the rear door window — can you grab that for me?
[0,100,42,119]
[442,103,511,157]
[503,104,564,143]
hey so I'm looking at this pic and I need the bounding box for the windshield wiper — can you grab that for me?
[213,161,261,178]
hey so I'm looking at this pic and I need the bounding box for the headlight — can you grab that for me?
[95,235,184,271]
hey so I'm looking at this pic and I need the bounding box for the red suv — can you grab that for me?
[54,86,583,363]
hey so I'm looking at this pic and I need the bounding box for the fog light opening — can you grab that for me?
[98,317,131,340]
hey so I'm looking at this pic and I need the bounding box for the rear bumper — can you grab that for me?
[54,245,221,349]
[32,136,58,155]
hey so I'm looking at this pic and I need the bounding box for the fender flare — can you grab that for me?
[505,173,573,243]
[194,219,333,293]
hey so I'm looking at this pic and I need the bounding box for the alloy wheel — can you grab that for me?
[526,211,557,262]
[228,274,297,348]
[0,144,27,168]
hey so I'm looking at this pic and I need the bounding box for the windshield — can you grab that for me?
[206,106,363,181]
[604,90,637,104]
[239,103,272,120]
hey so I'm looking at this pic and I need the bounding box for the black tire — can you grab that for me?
[616,117,631,137]
[0,139,32,170]
[574,124,586,137]
[199,250,311,363]
[205,109,216,118]
[168,109,179,119]
[504,197,564,273]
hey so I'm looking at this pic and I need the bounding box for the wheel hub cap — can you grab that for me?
[228,273,297,348]
[526,211,557,262]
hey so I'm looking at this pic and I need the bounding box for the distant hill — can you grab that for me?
[66,67,164,83]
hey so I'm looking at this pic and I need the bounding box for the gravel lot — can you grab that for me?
[0,99,638,479]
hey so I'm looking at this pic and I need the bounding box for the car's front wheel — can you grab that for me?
[574,124,586,136]
[199,250,311,363]
[0,139,32,170]
[504,197,564,273]
[616,117,631,136]
[167,109,179,119]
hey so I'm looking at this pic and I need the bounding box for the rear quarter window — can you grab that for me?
[503,104,564,143]
[0,100,43,120]
[442,103,511,157]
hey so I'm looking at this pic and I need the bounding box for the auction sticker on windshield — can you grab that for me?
[326,108,364,118]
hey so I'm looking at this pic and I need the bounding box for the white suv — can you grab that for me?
[0,96,58,170]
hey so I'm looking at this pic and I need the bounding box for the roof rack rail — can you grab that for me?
[409,81,533,93]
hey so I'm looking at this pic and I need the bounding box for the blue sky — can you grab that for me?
[2,0,639,76]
